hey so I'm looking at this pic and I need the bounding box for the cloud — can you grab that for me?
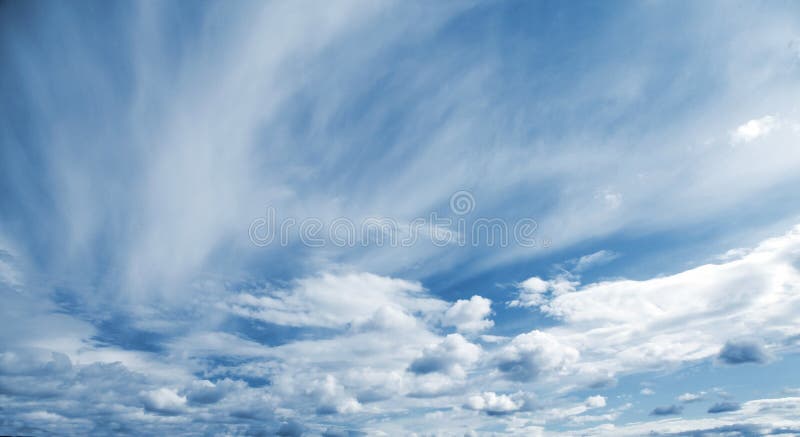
[276,421,305,437]
[585,395,607,408]
[509,277,550,307]
[226,272,447,329]
[0,349,72,376]
[351,305,419,332]
[651,404,683,416]
[495,330,579,382]
[708,402,742,414]
[184,379,243,405]
[511,225,800,380]
[441,295,494,333]
[408,334,481,377]
[509,275,578,308]
[717,340,770,365]
[560,397,800,436]
[572,250,619,272]
[3,1,800,435]
[140,388,187,415]
[465,392,522,415]
[311,375,362,415]
[731,115,778,143]
[595,189,623,209]
[677,392,705,403]
[322,428,367,437]
[640,388,655,396]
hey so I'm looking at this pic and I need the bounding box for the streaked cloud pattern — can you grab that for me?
[2,1,800,435]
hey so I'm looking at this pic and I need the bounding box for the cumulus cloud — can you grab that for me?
[408,334,481,377]
[717,340,770,365]
[442,295,494,333]
[509,275,578,308]
[495,330,579,381]
[640,388,655,396]
[465,392,522,415]
[507,225,800,380]
[351,305,418,332]
[184,379,243,405]
[140,388,187,415]
[311,375,363,415]
[585,395,607,408]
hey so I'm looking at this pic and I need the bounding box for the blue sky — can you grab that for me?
[2,1,800,435]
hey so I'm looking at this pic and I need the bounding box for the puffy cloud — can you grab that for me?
[585,395,606,408]
[731,115,778,143]
[495,330,579,381]
[140,388,187,415]
[650,404,683,416]
[405,373,464,398]
[708,402,741,414]
[465,392,522,415]
[640,388,655,396]
[310,375,362,415]
[717,340,770,365]
[441,295,494,333]
[512,225,800,379]
[509,277,550,307]
[509,275,578,308]
[408,334,481,377]
[184,379,243,405]
[351,305,418,332]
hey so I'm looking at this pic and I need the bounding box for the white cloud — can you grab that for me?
[508,274,580,307]
[310,375,363,415]
[442,295,494,333]
[351,305,419,332]
[184,379,244,405]
[509,277,550,307]
[572,250,619,272]
[465,392,522,414]
[585,395,606,408]
[496,330,579,381]
[514,225,800,379]
[4,2,800,434]
[731,115,779,143]
[678,391,706,403]
[408,333,482,378]
[509,275,578,308]
[562,396,800,436]
[640,388,655,396]
[226,272,446,328]
[140,388,187,415]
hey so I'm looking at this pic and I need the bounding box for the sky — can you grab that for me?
[2,0,800,435]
